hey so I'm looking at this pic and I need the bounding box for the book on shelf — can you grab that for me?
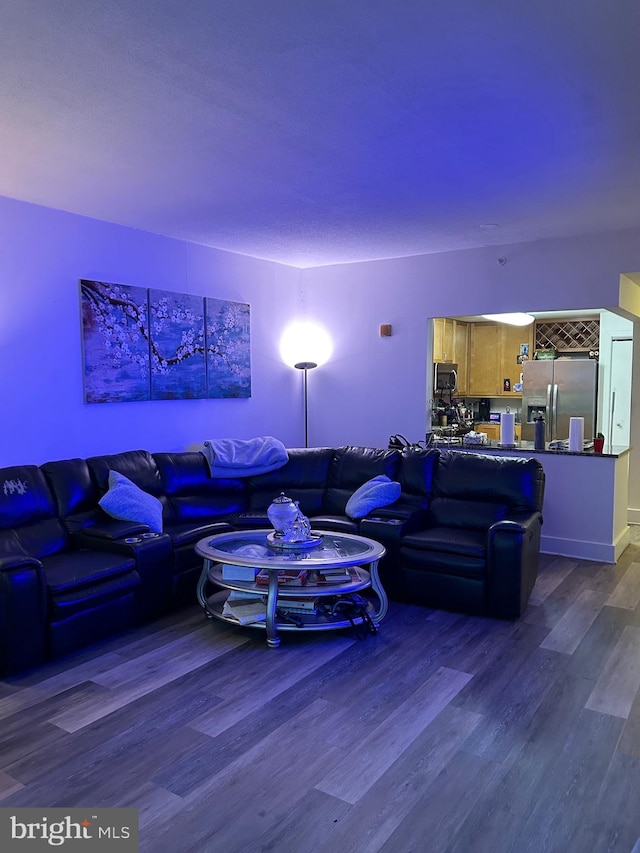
[255,568,310,586]
[222,598,267,625]
[225,590,264,603]
[276,597,319,612]
[315,567,353,584]
[221,563,258,581]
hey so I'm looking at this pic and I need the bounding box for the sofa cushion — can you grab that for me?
[345,475,401,519]
[434,450,544,513]
[428,497,509,531]
[308,515,359,534]
[323,446,401,516]
[153,452,247,521]
[45,560,139,621]
[0,466,57,529]
[163,519,233,549]
[401,528,487,581]
[402,527,487,560]
[0,465,68,557]
[99,471,164,533]
[87,450,164,496]
[246,447,334,516]
[43,549,137,594]
[397,448,439,503]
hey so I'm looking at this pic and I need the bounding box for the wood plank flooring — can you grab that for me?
[3,544,640,852]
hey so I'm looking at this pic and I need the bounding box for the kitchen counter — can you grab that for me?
[441,441,631,563]
[459,439,630,458]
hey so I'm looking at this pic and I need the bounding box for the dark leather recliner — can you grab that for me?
[0,445,545,676]
[398,451,545,618]
[0,464,141,675]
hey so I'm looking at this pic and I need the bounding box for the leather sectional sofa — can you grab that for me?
[0,445,545,676]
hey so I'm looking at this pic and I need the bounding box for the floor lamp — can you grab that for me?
[294,361,318,448]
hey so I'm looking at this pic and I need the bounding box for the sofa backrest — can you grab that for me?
[394,448,440,511]
[41,458,101,532]
[87,449,162,494]
[322,446,401,515]
[245,447,335,515]
[0,465,67,558]
[86,449,172,522]
[153,452,247,521]
[429,450,545,530]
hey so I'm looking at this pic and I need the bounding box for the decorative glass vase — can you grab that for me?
[267,493,299,537]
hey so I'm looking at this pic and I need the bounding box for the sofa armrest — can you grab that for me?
[0,555,47,676]
[0,554,42,572]
[486,511,543,619]
[72,531,174,619]
[77,519,149,540]
[360,509,430,599]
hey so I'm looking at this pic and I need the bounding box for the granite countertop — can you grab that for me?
[453,439,630,458]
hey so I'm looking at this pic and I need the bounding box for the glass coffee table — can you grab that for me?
[196,529,387,647]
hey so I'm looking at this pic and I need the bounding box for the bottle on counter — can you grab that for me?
[534,415,545,451]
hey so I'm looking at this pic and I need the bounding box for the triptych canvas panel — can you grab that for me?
[80,280,251,402]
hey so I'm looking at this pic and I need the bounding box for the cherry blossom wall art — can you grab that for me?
[80,280,251,402]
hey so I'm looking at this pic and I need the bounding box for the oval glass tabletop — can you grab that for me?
[196,529,385,569]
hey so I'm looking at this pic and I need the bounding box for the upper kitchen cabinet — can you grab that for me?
[499,323,533,397]
[433,318,469,394]
[469,323,499,395]
[433,317,454,362]
[468,322,533,397]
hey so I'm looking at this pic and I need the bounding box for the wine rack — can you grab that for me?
[534,318,600,353]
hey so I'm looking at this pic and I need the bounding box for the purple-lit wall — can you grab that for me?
[302,233,640,449]
[3,193,640,475]
[0,196,304,467]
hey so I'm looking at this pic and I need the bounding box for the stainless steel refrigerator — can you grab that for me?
[521,359,598,442]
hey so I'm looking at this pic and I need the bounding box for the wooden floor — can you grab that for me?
[3,544,640,852]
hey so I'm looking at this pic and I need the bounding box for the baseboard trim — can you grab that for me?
[614,526,632,561]
[541,535,617,564]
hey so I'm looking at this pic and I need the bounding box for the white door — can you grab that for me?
[608,338,633,446]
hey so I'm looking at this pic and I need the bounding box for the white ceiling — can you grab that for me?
[2,1,640,268]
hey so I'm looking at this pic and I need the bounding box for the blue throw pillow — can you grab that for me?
[99,470,163,533]
[345,475,401,520]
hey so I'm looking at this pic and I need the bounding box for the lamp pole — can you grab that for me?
[294,361,318,448]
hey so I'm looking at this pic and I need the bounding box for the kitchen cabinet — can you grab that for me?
[433,318,469,395]
[469,323,499,395]
[433,318,454,362]
[454,320,469,395]
[499,324,532,398]
[476,423,522,441]
[479,423,501,440]
[468,322,533,397]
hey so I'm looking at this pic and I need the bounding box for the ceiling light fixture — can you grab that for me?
[481,313,535,326]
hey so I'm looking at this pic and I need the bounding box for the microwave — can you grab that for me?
[434,362,458,392]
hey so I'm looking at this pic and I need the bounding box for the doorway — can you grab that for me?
[608,338,633,446]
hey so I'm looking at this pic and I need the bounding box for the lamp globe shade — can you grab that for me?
[279,322,332,368]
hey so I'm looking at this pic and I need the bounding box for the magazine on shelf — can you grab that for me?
[222,597,267,625]
[315,567,353,584]
[225,590,264,603]
[255,568,310,586]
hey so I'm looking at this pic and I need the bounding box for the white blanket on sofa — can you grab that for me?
[202,436,288,478]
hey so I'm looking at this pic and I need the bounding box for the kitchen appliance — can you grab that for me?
[521,359,598,442]
[478,399,491,422]
[434,362,458,393]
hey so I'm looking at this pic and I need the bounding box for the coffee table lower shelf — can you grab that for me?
[205,589,378,634]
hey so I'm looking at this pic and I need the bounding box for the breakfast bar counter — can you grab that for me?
[443,441,631,563]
